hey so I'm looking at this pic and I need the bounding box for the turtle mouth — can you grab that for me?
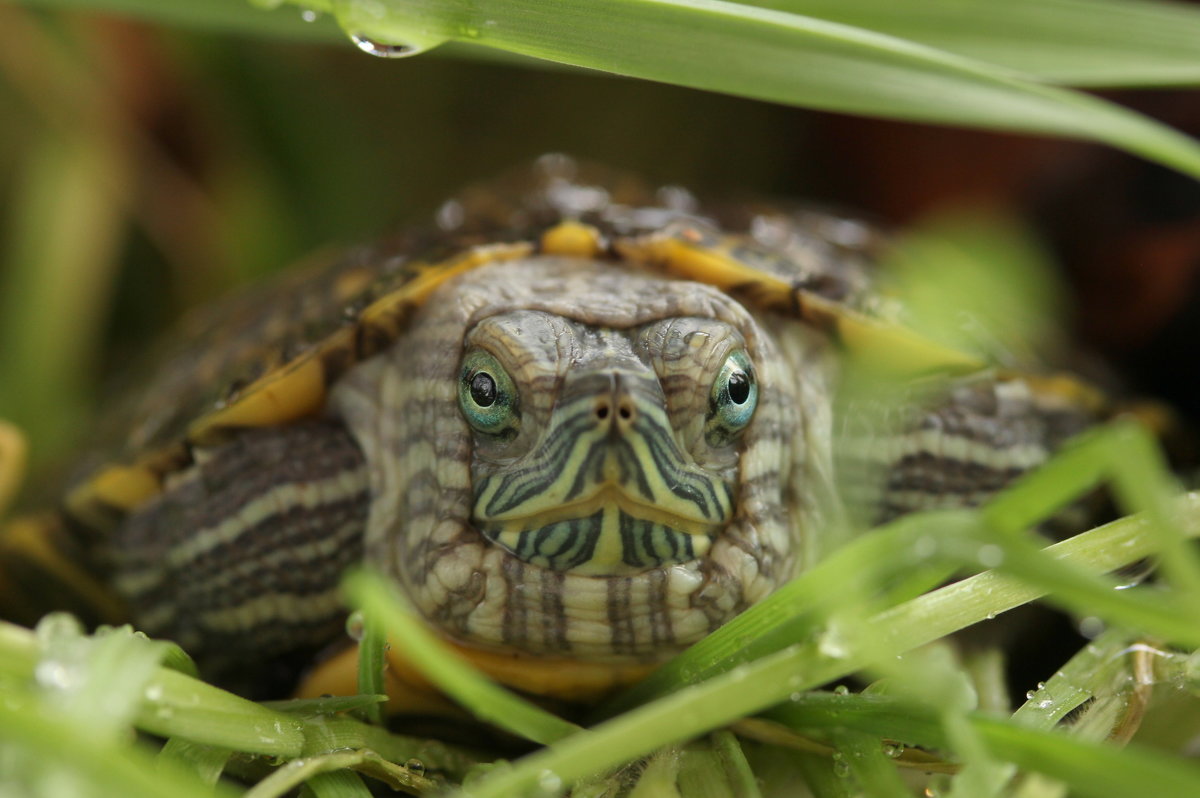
[474,485,723,576]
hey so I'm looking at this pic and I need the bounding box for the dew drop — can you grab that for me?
[1078,616,1105,639]
[34,661,77,691]
[35,612,84,643]
[977,544,1004,568]
[883,742,905,758]
[537,769,563,793]
[349,33,423,58]
[333,0,448,58]
[144,684,164,702]
[833,684,850,696]
[405,758,426,776]
[1025,690,1037,700]
[435,199,465,231]
[300,9,319,22]
[345,611,365,641]
[789,691,803,701]
[832,753,850,778]
[817,626,849,660]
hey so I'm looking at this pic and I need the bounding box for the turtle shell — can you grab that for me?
[68,155,989,530]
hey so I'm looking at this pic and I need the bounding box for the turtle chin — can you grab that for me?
[475,503,720,577]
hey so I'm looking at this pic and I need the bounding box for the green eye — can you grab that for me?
[459,350,520,437]
[705,350,758,445]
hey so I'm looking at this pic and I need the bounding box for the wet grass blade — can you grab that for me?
[21,0,341,40]
[745,0,1200,87]
[289,0,1200,181]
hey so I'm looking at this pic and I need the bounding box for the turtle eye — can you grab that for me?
[705,350,758,445]
[459,350,520,437]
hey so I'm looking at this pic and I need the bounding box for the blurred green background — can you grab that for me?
[2,2,1199,481]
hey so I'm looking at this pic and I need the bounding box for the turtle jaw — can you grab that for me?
[470,368,735,576]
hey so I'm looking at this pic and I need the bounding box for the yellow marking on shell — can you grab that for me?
[1004,371,1108,416]
[333,266,377,303]
[0,419,27,518]
[618,231,984,377]
[295,635,658,708]
[359,241,536,329]
[540,221,604,258]
[188,328,348,445]
[65,463,161,522]
[190,242,533,445]
[0,515,127,623]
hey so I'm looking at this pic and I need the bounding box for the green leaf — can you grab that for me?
[742,0,1200,87]
[296,0,1200,180]
[22,0,341,40]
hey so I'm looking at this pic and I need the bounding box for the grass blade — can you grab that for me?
[745,0,1200,88]
[290,0,1200,180]
[342,570,580,746]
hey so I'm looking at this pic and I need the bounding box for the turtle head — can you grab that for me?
[339,257,818,663]
[459,311,757,576]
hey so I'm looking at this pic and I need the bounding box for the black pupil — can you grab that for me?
[470,372,498,407]
[727,371,750,404]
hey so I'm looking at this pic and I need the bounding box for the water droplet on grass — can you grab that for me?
[537,769,563,793]
[405,758,426,776]
[1078,616,1105,638]
[34,661,77,691]
[977,544,1004,568]
[349,34,424,58]
[346,611,365,641]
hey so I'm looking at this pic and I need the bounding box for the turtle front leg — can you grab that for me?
[110,420,369,694]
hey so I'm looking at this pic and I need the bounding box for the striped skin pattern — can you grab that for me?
[109,421,368,683]
[836,376,1095,527]
[330,256,839,661]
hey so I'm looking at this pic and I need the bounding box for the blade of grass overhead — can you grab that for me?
[743,0,1200,88]
[21,0,342,40]
[294,0,1200,180]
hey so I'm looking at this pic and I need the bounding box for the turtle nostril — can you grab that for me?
[617,403,634,421]
[595,402,610,420]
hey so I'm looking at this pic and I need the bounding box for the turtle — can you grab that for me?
[0,155,1107,706]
